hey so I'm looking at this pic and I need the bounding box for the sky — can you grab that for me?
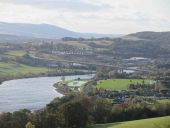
[0,0,170,34]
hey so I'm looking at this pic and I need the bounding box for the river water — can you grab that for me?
[0,74,94,112]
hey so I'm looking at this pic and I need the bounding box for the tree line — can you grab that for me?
[0,93,170,128]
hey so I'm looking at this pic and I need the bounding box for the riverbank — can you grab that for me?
[0,71,94,85]
[53,82,72,95]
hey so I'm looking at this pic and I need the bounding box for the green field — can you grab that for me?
[6,50,26,57]
[96,79,150,90]
[88,116,170,128]
[0,62,50,77]
[2,50,26,59]
[0,61,93,78]
[157,99,170,104]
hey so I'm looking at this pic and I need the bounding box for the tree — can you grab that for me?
[0,112,13,128]
[93,98,112,123]
[62,101,88,128]
[25,122,34,128]
[96,67,112,79]
[12,109,31,128]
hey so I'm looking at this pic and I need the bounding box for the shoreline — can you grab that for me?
[53,81,80,95]
[0,72,93,85]
[53,82,68,95]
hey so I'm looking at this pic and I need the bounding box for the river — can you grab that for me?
[0,74,94,112]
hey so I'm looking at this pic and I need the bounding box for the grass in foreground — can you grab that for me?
[96,79,150,90]
[88,116,170,128]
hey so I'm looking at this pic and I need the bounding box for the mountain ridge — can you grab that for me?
[0,22,120,39]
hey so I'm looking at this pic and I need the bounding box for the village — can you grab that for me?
[94,85,170,105]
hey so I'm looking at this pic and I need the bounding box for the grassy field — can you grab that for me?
[0,61,93,78]
[88,116,170,128]
[96,79,150,90]
[0,62,50,77]
[6,50,26,57]
[157,99,170,104]
[3,50,26,59]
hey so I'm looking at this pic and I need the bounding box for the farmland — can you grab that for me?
[6,50,26,57]
[88,116,170,128]
[96,79,150,90]
[0,62,50,77]
[0,48,94,79]
[157,99,170,104]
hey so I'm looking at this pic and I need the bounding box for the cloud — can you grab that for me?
[0,0,170,34]
[0,0,111,12]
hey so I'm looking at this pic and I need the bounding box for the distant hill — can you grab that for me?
[0,34,50,43]
[128,31,170,40]
[111,31,170,58]
[125,31,170,46]
[0,22,120,39]
[0,34,32,42]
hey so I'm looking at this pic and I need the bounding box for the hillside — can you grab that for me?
[111,31,170,58]
[0,22,117,39]
[89,116,170,128]
[128,31,170,40]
